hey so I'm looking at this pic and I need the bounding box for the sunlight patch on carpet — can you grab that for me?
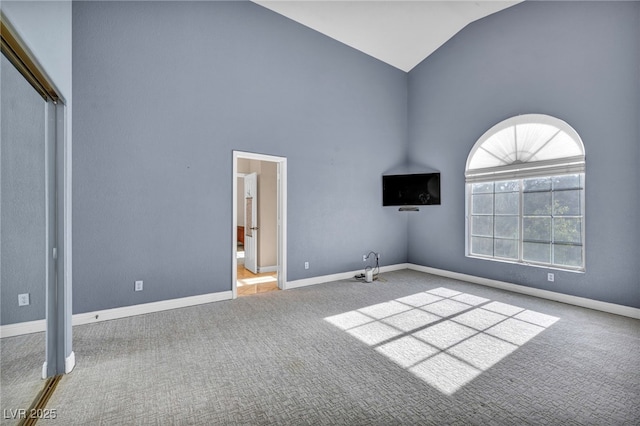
[324,287,559,395]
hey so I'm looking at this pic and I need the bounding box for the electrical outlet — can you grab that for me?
[304,261,309,270]
[363,254,367,262]
[547,273,554,282]
[135,280,144,291]
[18,293,30,306]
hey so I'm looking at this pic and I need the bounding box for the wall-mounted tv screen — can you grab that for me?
[382,173,440,206]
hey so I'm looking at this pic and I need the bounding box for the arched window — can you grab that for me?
[465,114,585,271]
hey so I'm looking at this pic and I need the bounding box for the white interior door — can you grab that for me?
[244,172,258,274]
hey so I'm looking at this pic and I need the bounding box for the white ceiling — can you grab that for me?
[253,1,521,72]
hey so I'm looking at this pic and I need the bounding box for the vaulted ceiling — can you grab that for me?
[253,1,521,72]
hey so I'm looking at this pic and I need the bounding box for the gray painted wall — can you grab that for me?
[407,1,640,308]
[1,54,47,324]
[72,1,408,313]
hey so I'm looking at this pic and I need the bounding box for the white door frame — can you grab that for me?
[232,151,287,298]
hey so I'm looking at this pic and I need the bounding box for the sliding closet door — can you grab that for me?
[0,51,52,416]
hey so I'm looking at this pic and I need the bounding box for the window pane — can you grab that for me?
[472,182,494,194]
[495,238,518,259]
[553,218,582,244]
[523,217,551,242]
[495,192,519,215]
[553,174,582,190]
[472,216,493,237]
[554,244,583,267]
[495,180,519,193]
[524,177,551,192]
[523,242,551,263]
[523,192,551,215]
[471,237,493,256]
[553,190,581,216]
[467,174,584,270]
[495,216,518,238]
[472,194,493,214]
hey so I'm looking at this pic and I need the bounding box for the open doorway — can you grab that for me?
[236,170,277,296]
[232,151,287,298]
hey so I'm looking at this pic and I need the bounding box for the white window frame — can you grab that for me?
[465,114,586,272]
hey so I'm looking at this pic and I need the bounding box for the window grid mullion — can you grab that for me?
[551,187,555,266]
[518,179,524,263]
[581,176,586,268]
[492,185,496,257]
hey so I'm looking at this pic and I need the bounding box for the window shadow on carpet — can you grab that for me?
[324,287,559,395]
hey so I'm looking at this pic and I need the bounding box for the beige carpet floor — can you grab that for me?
[3,270,639,425]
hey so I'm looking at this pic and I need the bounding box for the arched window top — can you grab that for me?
[466,114,585,182]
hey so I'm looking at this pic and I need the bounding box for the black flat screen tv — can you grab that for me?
[383,173,440,206]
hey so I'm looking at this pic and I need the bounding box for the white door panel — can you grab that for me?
[244,172,258,274]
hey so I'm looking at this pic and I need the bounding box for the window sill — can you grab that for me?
[466,253,585,274]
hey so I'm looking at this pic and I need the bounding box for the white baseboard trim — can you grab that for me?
[408,264,640,320]
[0,319,46,338]
[66,351,76,374]
[1,291,233,338]
[258,265,278,273]
[286,263,409,290]
[40,352,75,378]
[72,291,233,326]
[4,266,636,340]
